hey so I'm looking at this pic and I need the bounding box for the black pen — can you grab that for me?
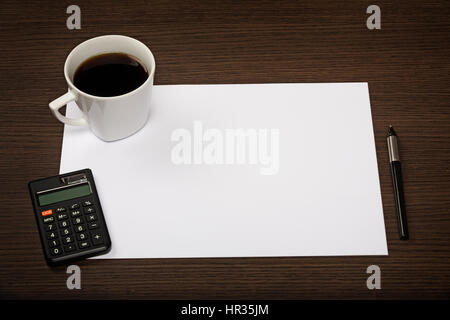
[387,125,408,240]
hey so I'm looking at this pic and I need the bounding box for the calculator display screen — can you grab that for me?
[38,183,92,206]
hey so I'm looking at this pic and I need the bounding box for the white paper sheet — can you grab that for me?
[60,83,388,258]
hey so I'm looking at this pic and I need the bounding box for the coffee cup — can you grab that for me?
[49,35,156,141]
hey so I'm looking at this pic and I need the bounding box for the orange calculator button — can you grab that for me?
[41,209,53,216]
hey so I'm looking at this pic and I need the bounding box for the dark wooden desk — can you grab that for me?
[1,0,449,299]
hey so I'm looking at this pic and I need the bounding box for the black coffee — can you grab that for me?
[73,53,148,97]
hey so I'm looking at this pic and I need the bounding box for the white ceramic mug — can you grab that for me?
[49,35,156,141]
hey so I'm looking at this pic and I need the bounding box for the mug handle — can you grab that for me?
[49,90,87,126]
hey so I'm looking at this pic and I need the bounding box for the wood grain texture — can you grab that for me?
[0,0,449,299]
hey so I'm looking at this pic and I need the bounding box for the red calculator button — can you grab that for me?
[41,209,53,216]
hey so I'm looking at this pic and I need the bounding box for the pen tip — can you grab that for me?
[388,125,396,136]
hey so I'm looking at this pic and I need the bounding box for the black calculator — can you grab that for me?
[28,169,111,265]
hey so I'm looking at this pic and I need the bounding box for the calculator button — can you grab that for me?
[91,232,104,245]
[62,236,74,244]
[82,200,93,207]
[42,216,55,224]
[70,210,81,217]
[72,217,84,225]
[88,222,100,230]
[64,244,76,252]
[86,214,97,222]
[74,224,86,233]
[57,213,69,220]
[77,232,89,241]
[55,207,66,213]
[41,209,53,216]
[44,223,57,232]
[47,231,58,239]
[60,228,72,236]
[69,203,80,210]
[51,247,62,256]
[59,220,70,228]
[48,239,60,248]
[84,206,95,214]
[78,241,90,249]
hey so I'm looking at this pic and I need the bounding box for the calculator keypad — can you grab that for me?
[75,225,86,233]
[43,216,54,224]
[44,223,56,232]
[79,241,90,249]
[51,247,62,256]
[57,213,69,220]
[47,231,58,239]
[91,232,104,245]
[30,169,111,265]
[71,210,82,217]
[64,244,76,252]
[88,222,99,229]
[40,199,106,258]
[69,203,80,210]
[49,240,60,248]
[55,207,66,213]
